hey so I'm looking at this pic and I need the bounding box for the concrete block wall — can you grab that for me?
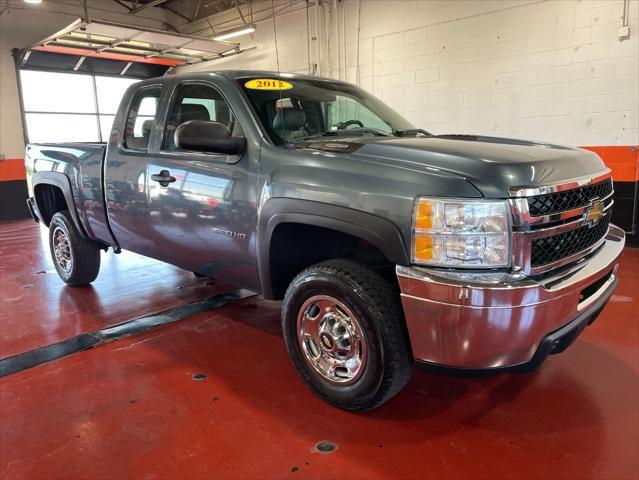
[176,0,638,148]
[353,0,638,147]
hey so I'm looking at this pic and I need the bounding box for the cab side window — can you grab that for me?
[123,87,161,150]
[162,83,241,151]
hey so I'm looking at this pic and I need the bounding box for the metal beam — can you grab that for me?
[120,62,133,75]
[129,0,173,15]
[78,0,89,21]
[233,0,247,25]
[112,0,132,12]
[19,50,31,67]
[204,0,230,13]
[194,0,203,19]
[163,22,179,32]
[161,4,193,22]
[73,56,87,71]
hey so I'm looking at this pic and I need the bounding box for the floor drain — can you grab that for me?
[314,441,337,453]
[192,373,207,381]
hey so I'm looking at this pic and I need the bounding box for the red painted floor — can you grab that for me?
[0,220,231,358]
[1,219,638,479]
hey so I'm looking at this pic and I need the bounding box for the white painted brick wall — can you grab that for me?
[178,0,638,147]
[1,0,635,156]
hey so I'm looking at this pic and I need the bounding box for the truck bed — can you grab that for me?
[25,142,114,245]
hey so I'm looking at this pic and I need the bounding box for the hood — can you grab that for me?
[303,135,607,198]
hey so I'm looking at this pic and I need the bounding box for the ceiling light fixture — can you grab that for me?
[213,25,256,41]
[24,0,43,3]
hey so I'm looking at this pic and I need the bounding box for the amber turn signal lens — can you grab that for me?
[414,236,434,260]
[416,202,433,230]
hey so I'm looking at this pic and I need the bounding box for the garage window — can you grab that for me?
[20,70,138,143]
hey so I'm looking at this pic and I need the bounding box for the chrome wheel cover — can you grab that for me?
[297,295,367,385]
[52,226,73,274]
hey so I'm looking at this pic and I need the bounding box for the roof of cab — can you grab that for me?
[167,70,349,84]
[131,70,352,90]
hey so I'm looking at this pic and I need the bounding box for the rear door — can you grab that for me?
[105,83,165,257]
[146,80,260,290]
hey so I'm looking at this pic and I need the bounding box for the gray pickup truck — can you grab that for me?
[25,70,624,411]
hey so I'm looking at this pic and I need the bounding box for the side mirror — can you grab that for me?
[175,120,246,156]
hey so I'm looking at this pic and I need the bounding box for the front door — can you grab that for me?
[147,81,260,291]
[105,84,163,258]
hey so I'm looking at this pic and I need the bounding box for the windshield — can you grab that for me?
[238,77,415,145]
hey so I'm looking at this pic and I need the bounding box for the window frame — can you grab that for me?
[158,80,242,160]
[236,76,414,146]
[119,84,163,153]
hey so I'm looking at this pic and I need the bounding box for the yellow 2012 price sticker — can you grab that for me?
[244,79,293,90]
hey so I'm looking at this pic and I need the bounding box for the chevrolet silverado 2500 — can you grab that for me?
[25,71,624,411]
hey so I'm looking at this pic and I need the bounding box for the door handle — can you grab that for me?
[151,169,176,187]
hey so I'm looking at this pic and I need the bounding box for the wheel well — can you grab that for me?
[268,223,397,300]
[34,184,67,226]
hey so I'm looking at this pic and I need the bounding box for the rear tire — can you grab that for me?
[282,259,413,411]
[49,210,101,286]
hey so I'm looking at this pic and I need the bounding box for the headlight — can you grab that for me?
[412,197,510,268]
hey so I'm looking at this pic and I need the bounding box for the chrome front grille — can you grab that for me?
[527,178,613,216]
[530,214,610,267]
[509,170,613,275]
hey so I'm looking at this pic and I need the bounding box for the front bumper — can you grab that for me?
[397,224,625,371]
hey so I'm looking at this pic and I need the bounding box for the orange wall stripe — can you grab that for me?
[581,145,638,182]
[0,159,27,182]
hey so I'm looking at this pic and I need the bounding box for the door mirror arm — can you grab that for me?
[225,150,245,164]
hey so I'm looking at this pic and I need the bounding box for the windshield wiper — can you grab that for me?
[304,128,394,140]
[393,128,432,137]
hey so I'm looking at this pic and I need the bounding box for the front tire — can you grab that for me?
[49,210,101,286]
[282,259,413,411]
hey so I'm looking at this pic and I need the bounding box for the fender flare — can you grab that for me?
[257,198,410,299]
[32,171,88,238]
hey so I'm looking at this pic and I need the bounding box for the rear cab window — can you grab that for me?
[122,86,161,150]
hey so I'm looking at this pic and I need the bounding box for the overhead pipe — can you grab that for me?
[334,0,340,80]
[306,0,311,74]
[355,0,361,85]
[324,0,330,77]
[315,0,322,76]
[342,0,347,82]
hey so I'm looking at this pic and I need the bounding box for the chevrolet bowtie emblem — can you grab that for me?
[584,199,604,226]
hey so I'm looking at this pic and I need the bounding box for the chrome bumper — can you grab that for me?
[397,224,625,370]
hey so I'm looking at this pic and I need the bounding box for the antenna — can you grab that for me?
[271,0,281,76]
[270,0,284,117]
